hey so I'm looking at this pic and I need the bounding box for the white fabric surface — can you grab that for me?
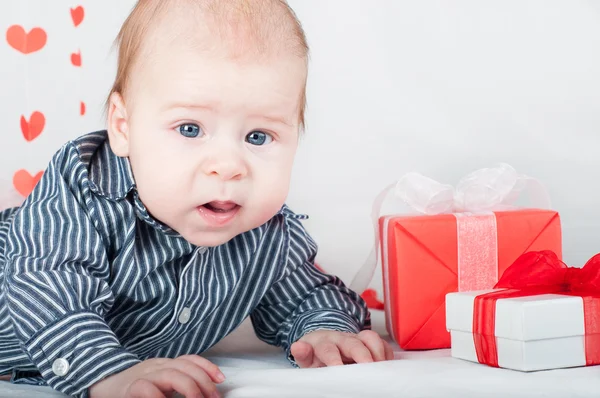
[1,310,598,398]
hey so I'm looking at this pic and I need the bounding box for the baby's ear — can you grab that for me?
[107,92,130,157]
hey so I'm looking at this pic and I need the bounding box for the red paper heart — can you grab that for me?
[71,50,81,67]
[13,170,43,197]
[6,25,47,54]
[20,111,45,142]
[80,101,86,116]
[70,6,85,27]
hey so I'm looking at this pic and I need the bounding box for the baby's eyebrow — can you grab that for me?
[162,102,294,128]
[161,102,216,112]
[252,113,293,128]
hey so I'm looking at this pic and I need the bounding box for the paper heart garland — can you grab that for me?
[6,25,47,54]
[70,6,85,27]
[9,6,86,200]
[71,50,82,67]
[13,170,43,197]
[20,111,46,142]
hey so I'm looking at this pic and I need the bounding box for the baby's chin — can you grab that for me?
[181,229,240,248]
[179,220,261,247]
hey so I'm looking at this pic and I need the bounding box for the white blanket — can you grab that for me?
[1,310,598,398]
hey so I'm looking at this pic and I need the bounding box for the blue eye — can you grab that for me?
[245,131,273,146]
[177,123,201,138]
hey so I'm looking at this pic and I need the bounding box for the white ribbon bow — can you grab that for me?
[349,163,551,293]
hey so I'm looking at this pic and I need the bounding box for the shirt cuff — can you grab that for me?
[286,309,364,365]
[24,311,140,397]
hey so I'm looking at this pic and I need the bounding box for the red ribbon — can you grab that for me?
[472,250,600,367]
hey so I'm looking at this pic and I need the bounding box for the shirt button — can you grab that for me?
[52,358,70,376]
[178,307,191,324]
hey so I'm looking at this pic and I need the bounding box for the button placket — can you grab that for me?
[176,247,206,326]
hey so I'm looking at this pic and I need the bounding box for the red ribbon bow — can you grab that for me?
[473,250,600,367]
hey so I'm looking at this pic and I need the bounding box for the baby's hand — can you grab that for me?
[89,355,225,398]
[290,330,394,368]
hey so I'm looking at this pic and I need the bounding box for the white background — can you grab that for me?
[1,1,600,295]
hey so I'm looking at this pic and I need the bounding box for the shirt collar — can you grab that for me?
[277,204,309,220]
[87,131,181,236]
[87,133,136,201]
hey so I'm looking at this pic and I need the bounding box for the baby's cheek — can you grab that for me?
[261,187,287,216]
[254,176,289,220]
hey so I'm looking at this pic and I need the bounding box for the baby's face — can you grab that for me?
[117,41,306,246]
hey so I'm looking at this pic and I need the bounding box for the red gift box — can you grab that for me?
[380,209,562,350]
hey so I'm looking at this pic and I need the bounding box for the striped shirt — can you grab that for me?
[0,131,369,397]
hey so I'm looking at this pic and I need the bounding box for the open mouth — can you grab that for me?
[197,201,241,226]
[202,201,239,213]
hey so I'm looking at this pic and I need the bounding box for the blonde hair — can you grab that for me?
[107,0,309,129]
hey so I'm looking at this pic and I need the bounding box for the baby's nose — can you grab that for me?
[203,153,247,181]
[209,163,245,180]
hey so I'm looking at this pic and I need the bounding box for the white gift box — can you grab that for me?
[445,290,588,371]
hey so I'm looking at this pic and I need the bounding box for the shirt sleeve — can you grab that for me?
[250,213,371,363]
[3,143,140,397]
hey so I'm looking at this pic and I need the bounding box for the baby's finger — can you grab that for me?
[146,368,205,398]
[290,340,315,368]
[166,359,219,398]
[357,330,387,361]
[314,342,344,366]
[338,337,374,364]
[127,378,167,398]
[177,355,226,383]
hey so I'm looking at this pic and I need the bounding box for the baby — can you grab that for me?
[0,1,392,397]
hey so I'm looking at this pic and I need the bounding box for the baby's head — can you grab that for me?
[106,0,308,246]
